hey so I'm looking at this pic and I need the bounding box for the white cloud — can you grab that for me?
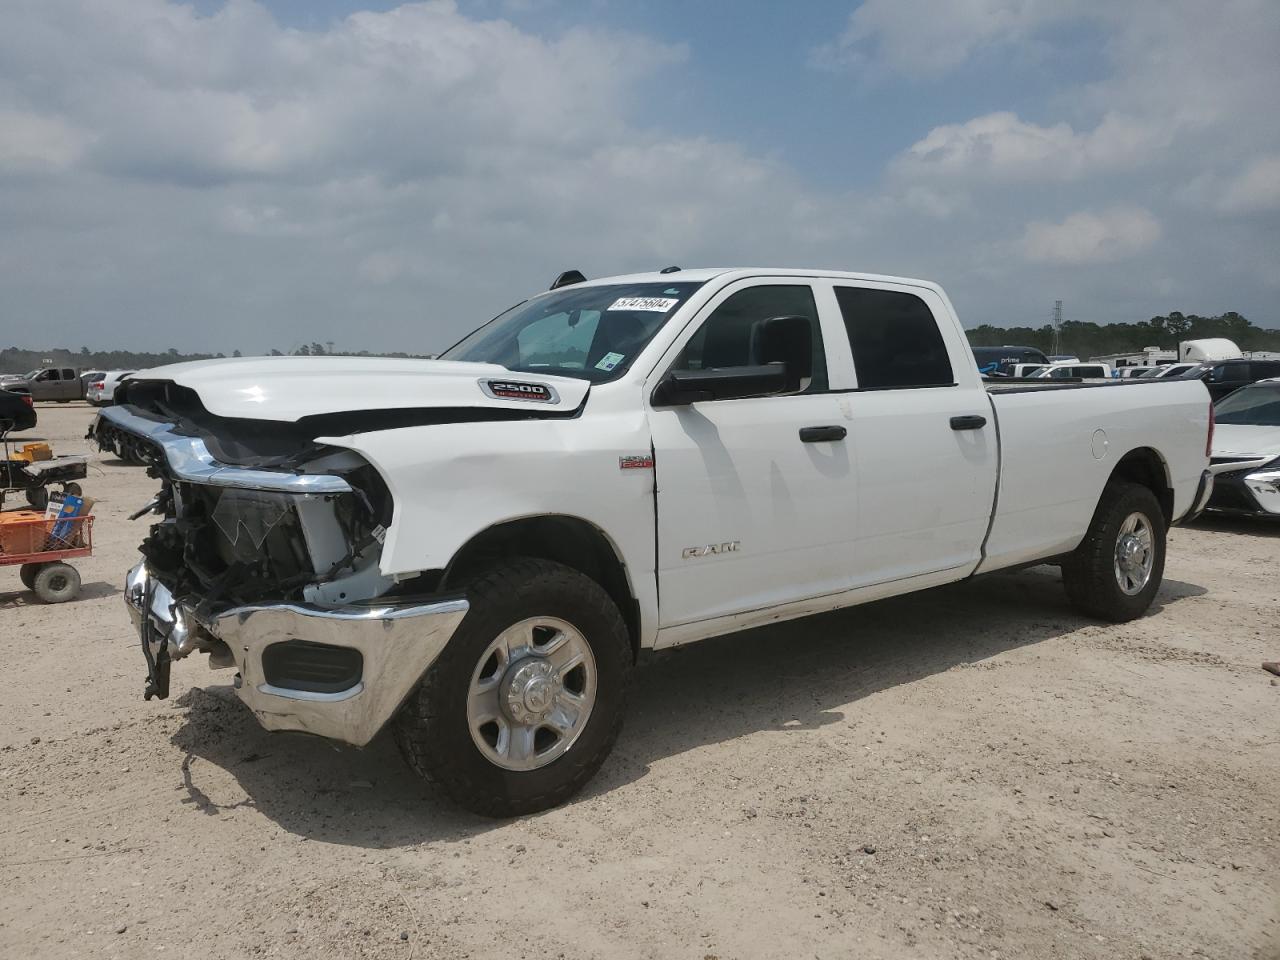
[1022,207,1161,264]
[0,110,88,171]
[815,0,1078,76]
[895,111,1165,183]
[1217,155,1280,214]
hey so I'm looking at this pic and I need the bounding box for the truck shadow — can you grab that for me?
[167,566,1206,846]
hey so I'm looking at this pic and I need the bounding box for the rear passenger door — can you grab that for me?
[825,282,999,586]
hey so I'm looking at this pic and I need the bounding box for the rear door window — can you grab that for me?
[834,287,954,390]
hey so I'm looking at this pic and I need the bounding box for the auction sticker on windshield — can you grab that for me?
[595,352,625,372]
[608,297,678,312]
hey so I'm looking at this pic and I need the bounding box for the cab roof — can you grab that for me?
[566,267,944,293]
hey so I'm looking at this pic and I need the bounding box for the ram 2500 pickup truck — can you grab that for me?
[94,268,1214,816]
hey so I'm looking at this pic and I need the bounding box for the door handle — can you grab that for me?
[950,415,987,430]
[799,425,847,443]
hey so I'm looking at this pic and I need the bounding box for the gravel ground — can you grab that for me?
[2,403,1277,960]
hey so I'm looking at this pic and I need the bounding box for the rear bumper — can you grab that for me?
[124,562,468,746]
[1176,469,1215,524]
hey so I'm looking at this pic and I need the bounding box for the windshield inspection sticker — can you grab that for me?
[595,351,625,372]
[607,297,678,312]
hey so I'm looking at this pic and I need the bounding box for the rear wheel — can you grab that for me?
[1062,482,1166,622]
[25,486,48,511]
[395,558,631,817]
[33,562,81,603]
[62,482,82,498]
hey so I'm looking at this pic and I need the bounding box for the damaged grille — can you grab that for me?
[137,467,391,612]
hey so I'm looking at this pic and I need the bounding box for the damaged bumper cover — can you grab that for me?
[125,562,467,746]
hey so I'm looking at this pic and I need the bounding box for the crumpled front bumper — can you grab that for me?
[124,562,468,746]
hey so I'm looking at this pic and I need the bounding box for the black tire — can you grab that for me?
[394,558,632,817]
[62,482,82,498]
[19,563,43,590]
[32,562,81,603]
[1062,482,1166,622]
[25,486,48,511]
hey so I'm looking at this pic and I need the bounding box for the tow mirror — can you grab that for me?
[651,363,789,406]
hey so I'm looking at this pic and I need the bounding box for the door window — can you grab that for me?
[834,287,954,389]
[674,285,827,393]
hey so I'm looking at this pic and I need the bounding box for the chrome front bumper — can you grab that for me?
[124,562,468,746]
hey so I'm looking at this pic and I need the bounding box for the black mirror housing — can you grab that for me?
[652,363,789,406]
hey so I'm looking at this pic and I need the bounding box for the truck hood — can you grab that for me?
[1210,423,1280,462]
[125,356,591,422]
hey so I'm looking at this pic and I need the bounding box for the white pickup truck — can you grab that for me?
[93,268,1214,816]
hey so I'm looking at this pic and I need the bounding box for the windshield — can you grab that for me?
[442,281,705,383]
[1214,383,1280,426]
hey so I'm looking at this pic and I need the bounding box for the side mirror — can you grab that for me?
[652,363,789,406]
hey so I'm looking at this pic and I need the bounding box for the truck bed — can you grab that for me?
[983,377,1186,394]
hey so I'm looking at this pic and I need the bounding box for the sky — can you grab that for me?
[2,0,1278,354]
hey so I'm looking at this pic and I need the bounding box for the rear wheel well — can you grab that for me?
[1109,448,1173,523]
[442,516,641,660]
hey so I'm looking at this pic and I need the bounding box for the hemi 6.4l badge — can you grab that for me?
[682,541,740,560]
[480,379,559,403]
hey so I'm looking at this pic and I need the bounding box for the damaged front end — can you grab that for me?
[103,394,468,747]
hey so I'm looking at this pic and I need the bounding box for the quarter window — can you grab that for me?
[835,287,953,390]
[674,285,827,394]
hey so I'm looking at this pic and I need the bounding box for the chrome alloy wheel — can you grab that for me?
[466,617,597,772]
[1113,511,1155,596]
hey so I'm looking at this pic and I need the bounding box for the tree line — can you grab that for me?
[5,310,1278,373]
[965,311,1280,358]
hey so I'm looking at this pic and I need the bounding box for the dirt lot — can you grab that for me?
[1,403,1277,960]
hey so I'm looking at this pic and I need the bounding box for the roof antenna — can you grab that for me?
[550,269,586,290]
[659,265,681,274]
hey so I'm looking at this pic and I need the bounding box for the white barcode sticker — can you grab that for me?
[607,297,678,312]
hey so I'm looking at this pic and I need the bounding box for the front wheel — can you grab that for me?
[1062,482,1166,622]
[395,558,631,817]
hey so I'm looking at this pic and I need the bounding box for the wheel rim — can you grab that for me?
[1113,511,1155,596]
[466,616,597,772]
[48,573,68,592]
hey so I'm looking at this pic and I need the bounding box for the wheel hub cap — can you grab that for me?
[1113,511,1154,596]
[466,616,598,772]
[502,660,558,722]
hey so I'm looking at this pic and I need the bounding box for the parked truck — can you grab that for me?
[97,267,1214,816]
[0,367,85,402]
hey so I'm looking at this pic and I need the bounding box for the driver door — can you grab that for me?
[646,280,855,628]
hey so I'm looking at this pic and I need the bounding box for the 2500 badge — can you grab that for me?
[481,380,558,403]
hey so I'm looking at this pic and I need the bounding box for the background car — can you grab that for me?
[1115,366,1159,379]
[86,369,138,406]
[1153,362,1199,378]
[1206,379,1280,517]
[1192,358,1280,401]
[972,345,1049,377]
[0,385,36,434]
[78,371,105,399]
[1034,362,1113,380]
